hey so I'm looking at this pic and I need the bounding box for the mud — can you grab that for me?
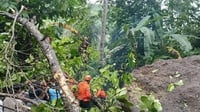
[127,55,200,112]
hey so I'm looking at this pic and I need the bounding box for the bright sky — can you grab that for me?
[88,0,98,4]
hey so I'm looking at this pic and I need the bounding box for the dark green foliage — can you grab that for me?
[108,0,200,67]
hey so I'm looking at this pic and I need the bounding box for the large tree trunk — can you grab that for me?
[99,0,108,62]
[0,12,80,112]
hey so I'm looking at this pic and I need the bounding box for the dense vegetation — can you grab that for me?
[0,0,199,112]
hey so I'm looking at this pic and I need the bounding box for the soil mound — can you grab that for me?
[128,55,200,112]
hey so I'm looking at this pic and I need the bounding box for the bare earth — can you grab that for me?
[127,55,200,112]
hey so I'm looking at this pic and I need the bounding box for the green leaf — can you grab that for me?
[170,34,192,53]
[167,83,175,92]
[122,73,135,84]
[117,95,133,107]
[2,2,9,9]
[31,103,52,112]
[140,94,162,112]
[140,95,153,109]
[89,107,101,112]
[135,16,151,30]
[140,27,155,58]
[153,100,162,111]
[116,87,127,96]
[140,96,149,103]
[109,44,125,54]
[174,80,184,86]
[108,106,122,112]
[11,74,18,81]
[127,52,136,68]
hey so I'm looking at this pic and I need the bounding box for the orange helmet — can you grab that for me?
[84,75,92,81]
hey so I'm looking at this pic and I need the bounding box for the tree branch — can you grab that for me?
[4,6,24,67]
[0,92,39,105]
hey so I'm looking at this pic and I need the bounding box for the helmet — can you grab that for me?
[84,75,92,81]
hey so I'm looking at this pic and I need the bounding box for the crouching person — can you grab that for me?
[48,82,61,106]
[96,88,106,105]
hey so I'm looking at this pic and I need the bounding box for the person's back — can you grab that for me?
[77,75,92,110]
[48,82,61,106]
[48,88,61,101]
[78,81,91,101]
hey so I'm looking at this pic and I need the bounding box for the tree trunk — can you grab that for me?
[99,0,108,62]
[0,12,80,112]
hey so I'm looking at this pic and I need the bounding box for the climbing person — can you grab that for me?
[77,75,92,110]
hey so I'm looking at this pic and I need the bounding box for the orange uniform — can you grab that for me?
[96,89,106,99]
[77,81,91,102]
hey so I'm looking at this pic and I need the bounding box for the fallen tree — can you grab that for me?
[0,9,80,112]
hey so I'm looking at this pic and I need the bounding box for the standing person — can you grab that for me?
[77,75,92,110]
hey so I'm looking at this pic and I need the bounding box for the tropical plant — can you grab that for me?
[139,94,162,112]
[107,0,200,67]
[90,65,133,112]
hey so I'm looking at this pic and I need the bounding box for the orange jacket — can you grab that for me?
[96,89,106,98]
[77,81,91,101]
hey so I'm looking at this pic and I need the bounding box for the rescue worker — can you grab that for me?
[96,88,106,100]
[77,75,92,110]
[96,88,106,105]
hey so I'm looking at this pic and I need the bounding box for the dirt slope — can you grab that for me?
[127,55,200,112]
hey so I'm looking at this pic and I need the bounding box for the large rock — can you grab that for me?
[3,97,26,112]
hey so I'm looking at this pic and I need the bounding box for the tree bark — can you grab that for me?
[0,12,80,112]
[99,0,108,62]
